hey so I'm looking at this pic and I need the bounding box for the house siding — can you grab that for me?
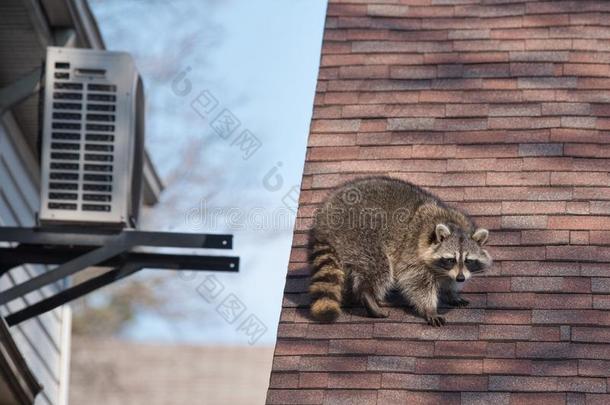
[1,117,69,405]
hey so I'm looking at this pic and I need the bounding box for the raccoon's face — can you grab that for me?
[427,223,492,283]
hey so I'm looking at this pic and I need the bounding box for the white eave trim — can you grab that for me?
[56,307,72,405]
[65,0,105,49]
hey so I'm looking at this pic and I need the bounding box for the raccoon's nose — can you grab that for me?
[456,273,465,282]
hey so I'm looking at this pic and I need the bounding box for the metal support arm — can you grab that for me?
[0,227,240,325]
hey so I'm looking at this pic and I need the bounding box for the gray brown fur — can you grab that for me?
[308,176,492,326]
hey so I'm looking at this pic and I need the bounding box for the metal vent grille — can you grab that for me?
[40,47,141,226]
[48,63,117,213]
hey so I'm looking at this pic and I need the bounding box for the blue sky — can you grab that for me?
[89,0,327,345]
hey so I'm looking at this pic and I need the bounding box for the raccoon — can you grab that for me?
[308,176,492,326]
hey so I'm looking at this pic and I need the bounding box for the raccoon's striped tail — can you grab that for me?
[308,239,344,322]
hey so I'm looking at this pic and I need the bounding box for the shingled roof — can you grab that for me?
[267,1,610,404]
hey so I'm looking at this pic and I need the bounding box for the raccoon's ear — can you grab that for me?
[472,228,489,246]
[435,223,451,243]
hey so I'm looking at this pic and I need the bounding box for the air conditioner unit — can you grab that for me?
[39,47,145,228]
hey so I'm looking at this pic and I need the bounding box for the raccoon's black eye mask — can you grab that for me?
[436,258,456,270]
[465,258,484,272]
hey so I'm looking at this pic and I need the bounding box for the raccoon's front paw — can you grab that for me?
[454,298,470,308]
[367,308,389,318]
[426,315,445,327]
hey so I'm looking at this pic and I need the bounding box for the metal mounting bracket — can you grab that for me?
[0,68,43,114]
[0,227,239,326]
[0,28,74,115]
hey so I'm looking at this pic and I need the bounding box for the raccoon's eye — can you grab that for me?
[438,258,456,269]
[465,259,483,272]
